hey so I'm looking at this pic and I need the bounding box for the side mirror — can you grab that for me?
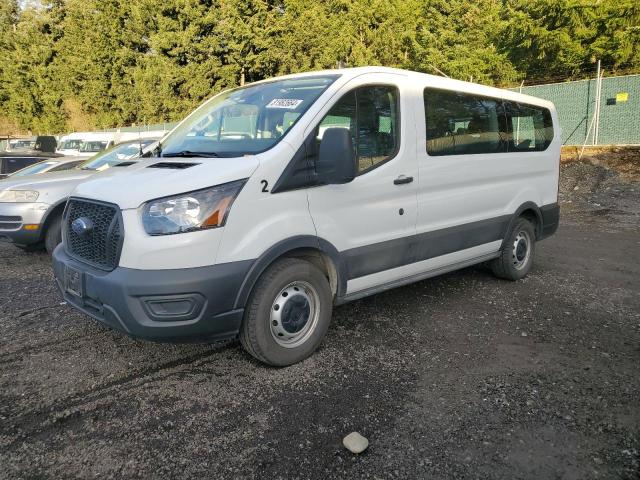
[316,128,356,185]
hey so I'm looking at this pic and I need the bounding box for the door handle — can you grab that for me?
[393,175,414,185]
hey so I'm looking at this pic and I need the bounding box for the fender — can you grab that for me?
[500,201,543,249]
[233,235,347,310]
[38,198,68,240]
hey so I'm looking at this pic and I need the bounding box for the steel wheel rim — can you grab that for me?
[270,281,320,348]
[512,230,531,270]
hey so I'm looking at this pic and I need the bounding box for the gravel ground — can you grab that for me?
[1,161,639,479]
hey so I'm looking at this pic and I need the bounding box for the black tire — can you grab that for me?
[15,242,44,253]
[44,215,62,255]
[240,257,333,367]
[491,217,536,281]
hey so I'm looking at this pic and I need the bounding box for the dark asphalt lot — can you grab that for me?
[1,162,639,479]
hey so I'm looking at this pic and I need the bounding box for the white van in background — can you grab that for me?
[56,133,89,156]
[117,130,168,143]
[76,132,117,156]
[52,67,560,366]
[57,131,167,157]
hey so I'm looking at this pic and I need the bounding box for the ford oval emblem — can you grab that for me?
[71,217,94,236]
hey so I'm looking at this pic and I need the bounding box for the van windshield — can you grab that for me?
[160,75,340,158]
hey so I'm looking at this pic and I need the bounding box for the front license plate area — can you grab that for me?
[65,266,83,298]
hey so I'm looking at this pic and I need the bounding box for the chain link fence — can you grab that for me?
[516,74,640,146]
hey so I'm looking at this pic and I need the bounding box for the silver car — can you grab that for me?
[9,157,87,177]
[0,138,158,253]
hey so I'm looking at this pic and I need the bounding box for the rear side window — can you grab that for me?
[504,101,554,151]
[424,88,507,156]
[424,88,553,155]
[317,85,399,173]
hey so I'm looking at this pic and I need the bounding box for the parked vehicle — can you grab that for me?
[51,67,560,366]
[0,135,60,179]
[0,138,158,253]
[76,132,117,156]
[9,157,86,177]
[56,133,89,156]
[7,138,36,151]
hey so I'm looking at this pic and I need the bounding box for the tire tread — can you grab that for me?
[240,257,316,366]
[491,217,536,281]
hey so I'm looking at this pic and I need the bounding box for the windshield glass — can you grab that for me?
[81,139,154,171]
[50,160,84,172]
[79,141,108,153]
[11,161,58,177]
[59,139,83,150]
[160,75,339,158]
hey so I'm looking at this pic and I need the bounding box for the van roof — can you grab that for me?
[250,66,555,111]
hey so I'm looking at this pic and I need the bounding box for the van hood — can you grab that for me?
[72,156,261,209]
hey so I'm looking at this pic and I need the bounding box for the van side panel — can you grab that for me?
[215,141,319,265]
[414,81,560,259]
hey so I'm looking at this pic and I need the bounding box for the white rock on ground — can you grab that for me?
[343,432,369,454]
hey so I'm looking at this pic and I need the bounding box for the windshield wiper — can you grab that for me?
[162,150,219,158]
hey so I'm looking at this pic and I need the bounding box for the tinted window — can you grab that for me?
[317,85,399,173]
[424,88,508,156]
[504,101,553,151]
[50,160,84,172]
[10,161,57,177]
[80,141,108,153]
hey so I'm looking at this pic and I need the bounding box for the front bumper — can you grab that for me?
[0,202,48,245]
[52,245,254,342]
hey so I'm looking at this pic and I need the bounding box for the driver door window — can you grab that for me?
[317,85,399,174]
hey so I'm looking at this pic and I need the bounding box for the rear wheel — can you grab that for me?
[491,217,536,281]
[240,258,333,366]
[44,215,62,255]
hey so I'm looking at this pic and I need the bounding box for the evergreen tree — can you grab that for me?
[0,1,65,132]
[0,0,638,131]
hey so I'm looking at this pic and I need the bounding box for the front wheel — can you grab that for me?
[491,217,536,281]
[240,258,333,366]
[44,215,62,255]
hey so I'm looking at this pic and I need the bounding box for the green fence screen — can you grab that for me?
[516,74,640,146]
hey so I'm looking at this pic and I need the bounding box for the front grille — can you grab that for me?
[0,215,22,230]
[64,198,123,270]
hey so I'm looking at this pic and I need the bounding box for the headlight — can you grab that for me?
[0,190,39,202]
[142,179,246,235]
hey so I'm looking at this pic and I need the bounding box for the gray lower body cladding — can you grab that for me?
[52,245,253,343]
[51,202,559,342]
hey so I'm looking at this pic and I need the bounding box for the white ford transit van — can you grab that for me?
[52,67,560,366]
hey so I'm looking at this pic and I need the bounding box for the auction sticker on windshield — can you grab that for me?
[266,99,303,109]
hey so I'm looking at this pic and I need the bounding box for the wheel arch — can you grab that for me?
[39,199,67,241]
[501,201,543,249]
[233,236,347,310]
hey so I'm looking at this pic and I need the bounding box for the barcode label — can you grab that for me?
[266,99,303,109]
